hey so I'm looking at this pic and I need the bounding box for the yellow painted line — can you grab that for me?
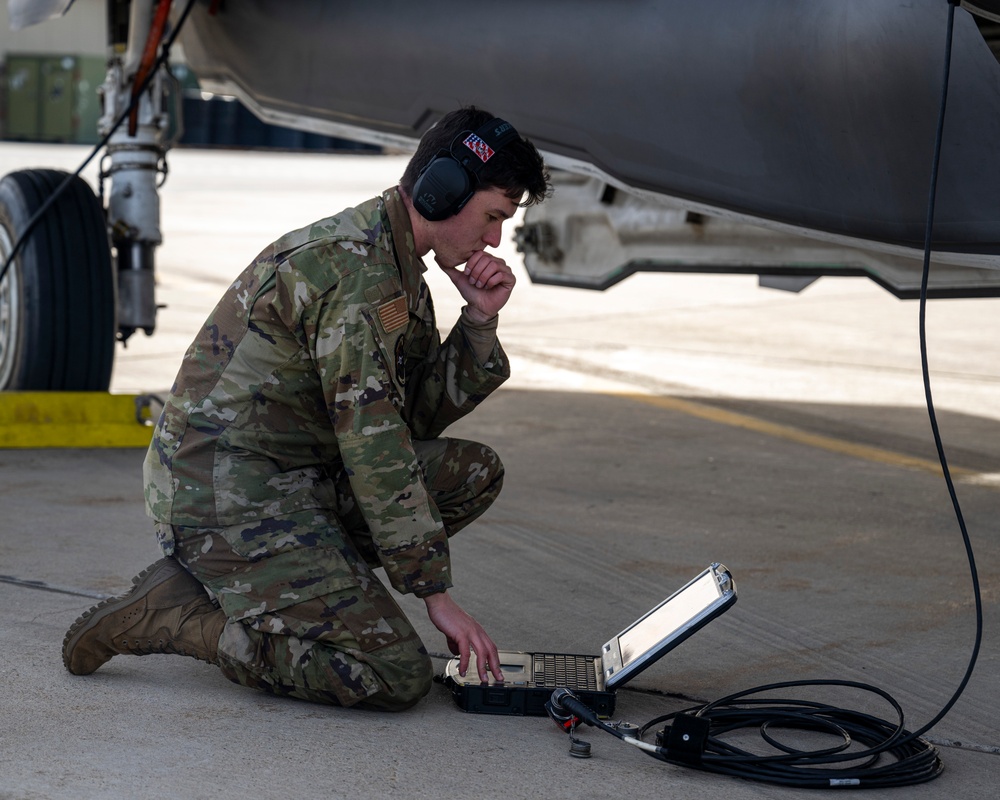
[0,392,154,449]
[617,392,980,480]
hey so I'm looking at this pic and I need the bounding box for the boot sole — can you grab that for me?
[61,557,184,675]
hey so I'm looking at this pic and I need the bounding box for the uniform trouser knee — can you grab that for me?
[418,437,505,535]
[170,513,436,711]
[214,616,433,711]
[334,437,504,562]
[163,436,502,711]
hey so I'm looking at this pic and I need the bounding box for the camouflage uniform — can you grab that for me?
[143,188,508,709]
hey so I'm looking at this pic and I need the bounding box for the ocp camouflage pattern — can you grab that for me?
[165,509,435,710]
[144,188,509,597]
[158,432,505,708]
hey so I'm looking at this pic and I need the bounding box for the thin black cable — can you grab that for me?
[0,0,197,287]
[556,1,980,788]
[907,0,983,742]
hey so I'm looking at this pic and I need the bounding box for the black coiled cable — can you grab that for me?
[637,680,943,788]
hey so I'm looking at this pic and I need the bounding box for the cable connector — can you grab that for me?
[545,687,583,731]
[661,713,711,765]
[547,687,600,728]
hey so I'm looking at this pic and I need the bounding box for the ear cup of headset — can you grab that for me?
[412,154,475,221]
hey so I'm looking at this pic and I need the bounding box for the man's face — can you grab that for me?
[429,187,520,269]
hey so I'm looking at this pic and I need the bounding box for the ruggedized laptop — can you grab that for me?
[442,563,737,716]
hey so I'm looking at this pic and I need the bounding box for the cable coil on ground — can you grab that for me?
[636,680,944,788]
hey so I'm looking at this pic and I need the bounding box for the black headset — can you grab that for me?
[412,117,520,221]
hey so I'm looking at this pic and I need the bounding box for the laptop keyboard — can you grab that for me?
[534,653,600,690]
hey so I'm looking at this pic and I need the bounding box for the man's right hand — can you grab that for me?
[423,590,503,683]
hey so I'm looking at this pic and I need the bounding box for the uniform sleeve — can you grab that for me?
[305,264,451,597]
[403,313,510,442]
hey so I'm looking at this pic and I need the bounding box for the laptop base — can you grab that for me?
[441,652,617,717]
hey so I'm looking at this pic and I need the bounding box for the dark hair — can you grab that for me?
[400,106,550,207]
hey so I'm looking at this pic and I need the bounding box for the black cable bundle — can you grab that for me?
[639,680,943,788]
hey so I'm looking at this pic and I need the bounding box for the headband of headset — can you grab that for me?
[412,117,520,221]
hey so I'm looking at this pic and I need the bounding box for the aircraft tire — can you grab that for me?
[0,169,115,391]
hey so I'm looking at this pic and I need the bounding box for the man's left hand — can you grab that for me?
[441,250,516,320]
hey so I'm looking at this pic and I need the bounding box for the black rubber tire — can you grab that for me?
[0,168,115,391]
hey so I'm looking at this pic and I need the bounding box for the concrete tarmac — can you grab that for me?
[1,144,998,798]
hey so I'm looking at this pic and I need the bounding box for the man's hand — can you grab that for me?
[423,590,503,683]
[440,250,516,320]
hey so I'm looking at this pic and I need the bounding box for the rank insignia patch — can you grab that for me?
[377,296,409,333]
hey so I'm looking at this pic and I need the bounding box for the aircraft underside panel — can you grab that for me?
[518,172,1000,298]
[177,0,1000,269]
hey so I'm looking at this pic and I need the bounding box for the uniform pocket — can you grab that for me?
[177,511,402,652]
[361,305,407,404]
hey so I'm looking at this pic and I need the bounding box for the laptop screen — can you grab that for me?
[617,566,728,668]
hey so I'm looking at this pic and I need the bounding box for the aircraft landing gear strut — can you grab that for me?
[0,0,174,391]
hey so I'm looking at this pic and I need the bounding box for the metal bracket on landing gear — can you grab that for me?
[99,0,177,344]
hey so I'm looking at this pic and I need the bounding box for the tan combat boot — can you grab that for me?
[62,557,227,675]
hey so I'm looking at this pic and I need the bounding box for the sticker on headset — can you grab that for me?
[463,133,495,163]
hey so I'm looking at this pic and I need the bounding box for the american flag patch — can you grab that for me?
[463,133,495,163]
[377,296,409,333]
